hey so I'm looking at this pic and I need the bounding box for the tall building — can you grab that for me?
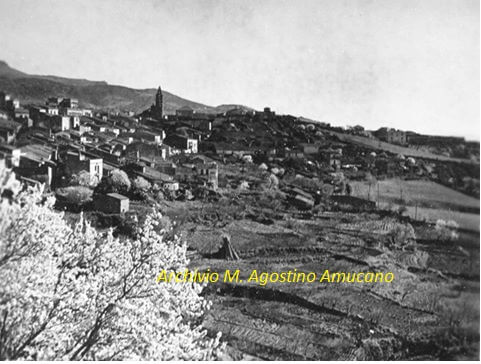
[152,86,163,119]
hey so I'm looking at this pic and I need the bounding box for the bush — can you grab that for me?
[111,169,131,191]
[434,219,459,241]
[96,169,131,195]
[70,170,99,187]
[55,186,93,210]
[130,176,152,200]
[154,190,165,201]
[266,173,279,189]
[257,189,285,211]
[292,175,323,192]
[389,222,416,248]
[132,176,151,191]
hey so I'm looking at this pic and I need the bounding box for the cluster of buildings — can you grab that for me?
[0,84,323,213]
[371,127,466,147]
[343,124,466,149]
[1,84,460,214]
[372,127,407,145]
[0,87,222,213]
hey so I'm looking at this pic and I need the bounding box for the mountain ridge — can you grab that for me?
[0,61,252,115]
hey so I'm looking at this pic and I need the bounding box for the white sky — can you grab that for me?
[0,0,479,139]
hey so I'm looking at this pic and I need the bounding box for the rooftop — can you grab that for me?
[21,144,54,162]
[107,192,129,200]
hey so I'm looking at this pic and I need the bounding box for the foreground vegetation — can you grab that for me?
[0,167,224,360]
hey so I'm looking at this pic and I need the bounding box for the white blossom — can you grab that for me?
[0,166,224,360]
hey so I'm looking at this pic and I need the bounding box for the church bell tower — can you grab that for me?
[154,86,163,118]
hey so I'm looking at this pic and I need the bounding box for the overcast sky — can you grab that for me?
[0,0,479,139]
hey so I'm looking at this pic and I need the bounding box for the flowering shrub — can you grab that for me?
[110,169,131,191]
[55,185,93,206]
[0,167,224,360]
[434,219,459,241]
[70,170,99,188]
[132,176,151,192]
[95,169,131,195]
[131,176,152,200]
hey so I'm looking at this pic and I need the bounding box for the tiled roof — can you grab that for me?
[107,193,128,200]
[21,144,54,161]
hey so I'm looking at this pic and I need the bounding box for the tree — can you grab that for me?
[266,173,279,190]
[257,189,285,212]
[110,169,131,192]
[0,167,224,360]
[56,185,93,206]
[292,175,322,192]
[388,223,416,248]
[96,169,131,195]
[70,170,99,188]
[132,176,151,191]
[131,176,152,200]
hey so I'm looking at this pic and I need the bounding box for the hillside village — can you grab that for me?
[0,85,479,359]
[0,86,479,217]
[1,0,479,358]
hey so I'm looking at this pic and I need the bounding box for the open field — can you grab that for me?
[350,179,479,211]
[330,131,478,165]
[399,204,479,232]
[350,179,479,231]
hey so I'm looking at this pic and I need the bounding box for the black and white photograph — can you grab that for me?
[0,0,479,361]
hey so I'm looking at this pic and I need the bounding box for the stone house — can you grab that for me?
[373,127,407,145]
[15,144,57,186]
[195,161,218,190]
[95,193,129,214]
[0,119,22,144]
[61,151,103,185]
[164,134,198,154]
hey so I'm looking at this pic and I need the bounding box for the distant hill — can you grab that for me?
[0,61,246,115]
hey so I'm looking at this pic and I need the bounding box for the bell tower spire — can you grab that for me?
[154,86,163,118]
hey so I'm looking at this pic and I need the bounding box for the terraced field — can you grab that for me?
[174,209,480,360]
